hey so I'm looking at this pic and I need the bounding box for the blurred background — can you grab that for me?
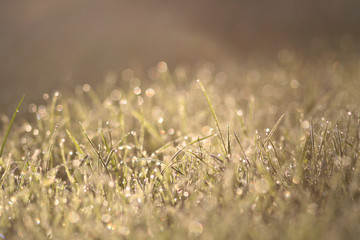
[1,0,360,112]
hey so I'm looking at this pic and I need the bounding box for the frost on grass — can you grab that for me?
[0,53,360,239]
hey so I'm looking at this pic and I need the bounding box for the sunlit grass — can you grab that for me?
[0,50,360,239]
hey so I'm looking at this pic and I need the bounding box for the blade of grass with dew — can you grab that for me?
[309,119,317,172]
[0,95,24,158]
[60,141,75,184]
[198,80,227,155]
[264,114,285,144]
[99,129,110,152]
[49,92,58,131]
[227,125,231,156]
[161,133,216,175]
[66,129,85,157]
[292,135,311,185]
[44,124,58,171]
[103,132,132,168]
[319,122,330,181]
[79,123,105,168]
[115,131,132,149]
[234,132,250,167]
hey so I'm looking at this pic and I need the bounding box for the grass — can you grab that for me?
[0,95,24,158]
[0,49,360,239]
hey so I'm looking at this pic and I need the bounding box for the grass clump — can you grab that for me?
[0,51,360,239]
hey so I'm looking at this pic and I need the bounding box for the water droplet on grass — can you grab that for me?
[254,178,270,194]
[284,191,291,199]
[43,93,49,100]
[292,175,301,184]
[101,214,111,223]
[82,84,91,92]
[107,223,115,230]
[145,88,155,97]
[188,221,203,235]
[133,87,141,95]
[157,61,168,73]
[120,99,127,105]
[68,211,80,223]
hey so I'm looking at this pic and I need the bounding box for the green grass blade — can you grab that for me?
[79,123,105,167]
[44,124,58,171]
[66,129,85,156]
[99,129,110,152]
[234,132,250,167]
[265,114,285,144]
[198,80,227,155]
[0,95,24,158]
[60,141,75,184]
[115,131,132,149]
[161,133,216,175]
[49,92,58,131]
[227,124,231,156]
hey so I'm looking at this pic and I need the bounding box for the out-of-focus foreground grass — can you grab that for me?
[0,48,360,239]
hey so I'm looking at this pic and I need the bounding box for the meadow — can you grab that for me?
[0,48,360,239]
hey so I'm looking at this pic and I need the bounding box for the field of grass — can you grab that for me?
[0,49,360,239]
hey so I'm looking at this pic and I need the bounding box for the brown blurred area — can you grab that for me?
[1,0,360,112]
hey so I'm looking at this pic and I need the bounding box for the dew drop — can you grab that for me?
[188,221,203,235]
[284,191,291,199]
[236,109,244,116]
[101,214,111,223]
[107,223,115,230]
[254,178,270,194]
[42,93,49,100]
[145,88,155,97]
[157,61,168,73]
[68,211,80,223]
[33,129,39,136]
[133,87,141,95]
[82,84,91,92]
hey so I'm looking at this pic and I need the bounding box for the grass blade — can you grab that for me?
[198,80,227,155]
[66,129,85,156]
[0,95,24,158]
[265,114,285,144]
[79,123,105,167]
[234,132,250,167]
[161,133,216,174]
